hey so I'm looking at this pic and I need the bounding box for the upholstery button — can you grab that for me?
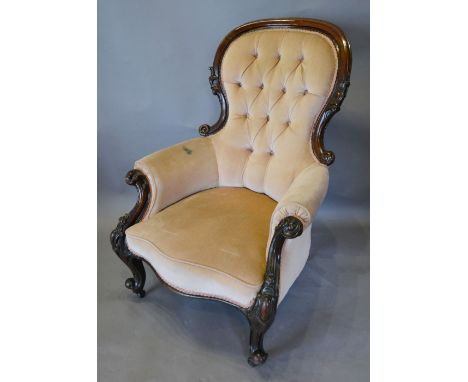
[253,52,258,58]
[287,120,291,126]
[282,87,286,93]
[247,147,253,152]
[259,83,264,89]
[303,89,308,95]
[269,150,274,156]
[238,82,242,88]
[266,115,270,122]
[299,55,304,62]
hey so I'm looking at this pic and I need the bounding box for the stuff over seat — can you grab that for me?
[126,187,277,308]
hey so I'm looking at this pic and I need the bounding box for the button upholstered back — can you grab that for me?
[208,22,347,202]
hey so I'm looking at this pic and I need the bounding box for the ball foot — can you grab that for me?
[248,350,268,367]
[125,277,135,290]
[125,278,145,298]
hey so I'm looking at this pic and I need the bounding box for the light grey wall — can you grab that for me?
[98,0,369,212]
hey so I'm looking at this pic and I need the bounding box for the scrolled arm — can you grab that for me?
[275,216,304,239]
[263,217,303,297]
[110,169,150,255]
[263,217,303,299]
[270,163,329,231]
[134,137,219,219]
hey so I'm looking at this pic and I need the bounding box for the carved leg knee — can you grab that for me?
[124,257,146,298]
[246,297,276,367]
[110,170,151,298]
[111,218,147,298]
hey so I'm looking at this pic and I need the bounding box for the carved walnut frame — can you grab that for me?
[110,18,351,367]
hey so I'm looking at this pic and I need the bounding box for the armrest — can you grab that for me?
[270,163,329,231]
[134,137,219,218]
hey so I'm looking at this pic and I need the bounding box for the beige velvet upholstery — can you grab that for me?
[126,26,336,308]
[135,138,219,219]
[271,162,329,229]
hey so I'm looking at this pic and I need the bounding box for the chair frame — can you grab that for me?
[110,18,351,366]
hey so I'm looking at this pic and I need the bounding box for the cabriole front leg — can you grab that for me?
[110,169,151,298]
[246,216,303,366]
[246,287,276,366]
[122,249,146,298]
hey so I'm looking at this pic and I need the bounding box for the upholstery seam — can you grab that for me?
[285,57,304,85]
[134,165,157,221]
[261,150,273,193]
[239,56,257,81]
[250,118,268,146]
[207,136,220,187]
[260,90,287,147]
[239,149,251,186]
[244,109,253,145]
[247,87,263,112]
[266,91,286,125]
[262,56,281,81]
[240,118,255,185]
[270,124,289,148]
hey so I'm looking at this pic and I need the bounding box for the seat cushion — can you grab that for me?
[125,187,277,308]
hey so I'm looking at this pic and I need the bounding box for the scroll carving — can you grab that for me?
[110,169,151,297]
[198,66,228,136]
[246,216,303,366]
[312,79,351,165]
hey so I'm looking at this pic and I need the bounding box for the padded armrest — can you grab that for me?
[270,163,329,231]
[134,137,219,219]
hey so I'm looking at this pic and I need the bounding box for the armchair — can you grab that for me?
[110,18,351,366]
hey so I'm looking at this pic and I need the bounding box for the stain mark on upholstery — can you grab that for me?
[182,146,192,155]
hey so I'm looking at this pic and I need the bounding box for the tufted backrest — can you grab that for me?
[202,20,351,202]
